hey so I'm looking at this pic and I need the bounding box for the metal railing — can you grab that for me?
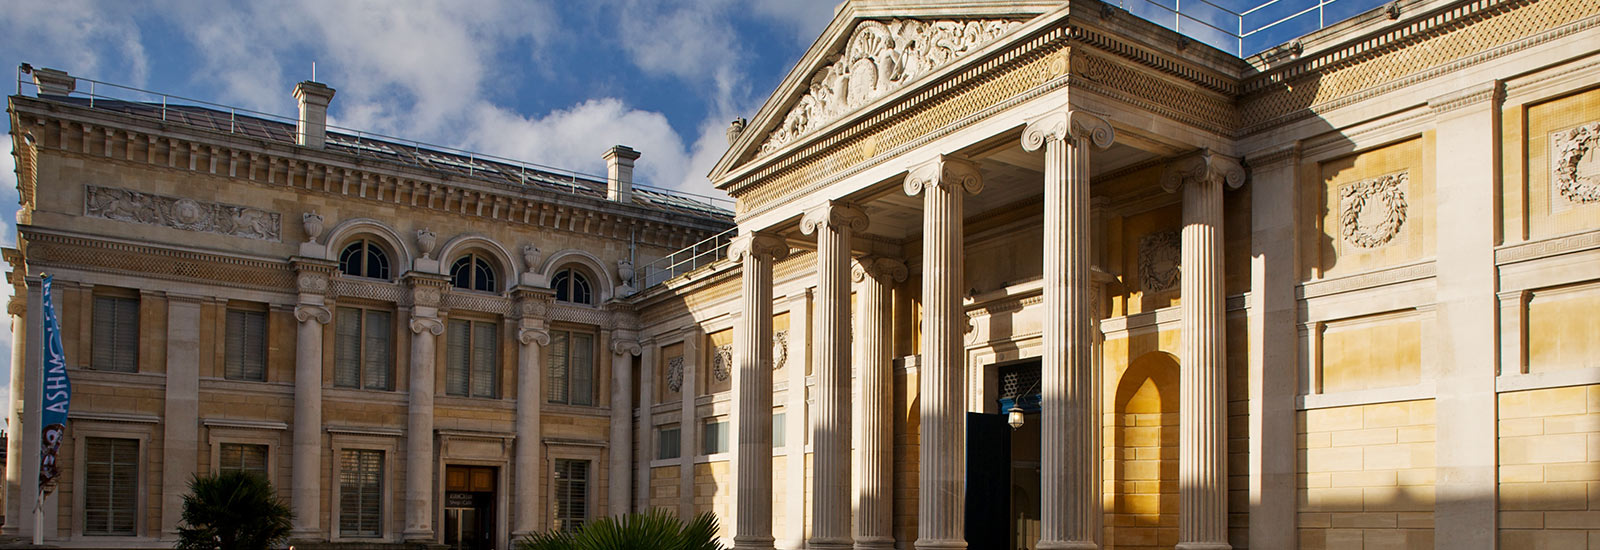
[13,65,736,214]
[1115,0,1393,56]
[640,228,737,288]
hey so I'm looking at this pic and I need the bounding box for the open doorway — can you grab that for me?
[445,465,497,550]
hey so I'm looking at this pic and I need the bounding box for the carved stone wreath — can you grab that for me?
[666,356,685,393]
[772,330,789,370]
[1139,230,1181,292]
[1339,172,1409,249]
[1552,121,1600,204]
[713,344,734,382]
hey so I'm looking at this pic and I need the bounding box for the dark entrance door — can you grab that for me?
[966,412,1011,549]
[445,465,496,550]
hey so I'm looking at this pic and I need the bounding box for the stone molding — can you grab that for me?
[1552,121,1600,204]
[1337,171,1409,249]
[1494,228,1600,265]
[85,184,281,242]
[758,18,1024,156]
[23,229,295,291]
[1427,80,1503,115]
[1296,260,1436,300]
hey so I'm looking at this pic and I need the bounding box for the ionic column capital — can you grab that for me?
[800,201,869,235]
[293,304,331,325]
[611,334,642,356]
[728,231,791,264]
[1021,109,1115,152]
[518,326,550,346]
[409,317,444,335]
[852,256,908,284]
[1161,149,1246,193]
[904,155,983,196]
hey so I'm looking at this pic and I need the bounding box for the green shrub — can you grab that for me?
[515,509,723,550]
[175,470,293,550]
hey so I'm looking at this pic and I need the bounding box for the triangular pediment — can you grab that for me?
[712,1,1059,188]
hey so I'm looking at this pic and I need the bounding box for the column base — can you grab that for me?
[854,535,895,550]
[1037,541,1099,550]
[808,537,854,550]
[734,534,777,550]
[913,538,967,550]
[1175,543,1233,550]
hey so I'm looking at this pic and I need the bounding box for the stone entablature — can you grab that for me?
[9,99,728,251]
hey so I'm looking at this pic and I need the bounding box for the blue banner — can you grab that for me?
[39,275,70,495]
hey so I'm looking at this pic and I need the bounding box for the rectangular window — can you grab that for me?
[225,309,268,381]
[339,449,383,538]
[218,443,269,479]
[446,319,499,398]
[92,296,139,372]
[657,426,680,460]
[702,418,729,455]
[546,330,595,405]
[772,412,786,448]
[84,437,138,536]
[553,459,589,532]
[335,308,393,390]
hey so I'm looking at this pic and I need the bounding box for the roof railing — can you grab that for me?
[640,227,737,289]
[13,65,735,214]
[1113,0,1391,57]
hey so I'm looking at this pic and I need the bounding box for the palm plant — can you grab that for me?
[175,470,293,550]
[516,509,723,550]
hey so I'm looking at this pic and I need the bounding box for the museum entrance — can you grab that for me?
[966,359,1043,550]
[444,465,497,550]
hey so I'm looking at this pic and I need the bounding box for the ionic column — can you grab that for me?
[3,293,27,535]
[904,156,982,550]
[1162,151,1243,550]
[852,257,906,550]
[801,202,868,550]
[610,321,641,517]
[1023,110,1114,549]
[404,275,448,542]
[513,290,552,538]
[290,260,334,540]
[730,231,791,550]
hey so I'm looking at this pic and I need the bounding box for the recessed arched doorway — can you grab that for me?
[1108,351,1180,550]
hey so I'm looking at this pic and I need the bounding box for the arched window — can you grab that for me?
[338,240,391,280]
[450,253,497,292]
[552,268,592,305]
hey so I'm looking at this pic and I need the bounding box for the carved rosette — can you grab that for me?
[1139,230,1182,292]
[1339,172,1410,249]
[1552,121,1600,204]
[759,18,1023,155]
[85,185,282,241]
[712,344,734,382]
[772,330,789,370]
[666,356,686,393]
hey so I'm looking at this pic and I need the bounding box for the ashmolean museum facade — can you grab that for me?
[5,0,1600,548]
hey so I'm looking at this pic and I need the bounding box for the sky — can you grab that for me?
[0,0,843,434]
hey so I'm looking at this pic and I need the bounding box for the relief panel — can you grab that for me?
[660,343,684,404]
[1522,87,1600,239]
[706,329,734,395]
[1310,137,1434,280]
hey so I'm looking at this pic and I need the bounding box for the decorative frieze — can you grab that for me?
[1139,230,1181,292]
[1338,171,1409,249]
[1552,121,1599,204]
[85,184,281,241]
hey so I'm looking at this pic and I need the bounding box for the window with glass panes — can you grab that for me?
[219,443,269,479]
[335,307,393,390]
[225,309,268,381]
[339,449,383,538]
[553,459,588,532]
[546,329,594,405]
[84,437,138,536]
[772,412,786,448]
[92,295,139,372]
[703,418,729,455]
[446,319,499,398]
[657,425,680,460]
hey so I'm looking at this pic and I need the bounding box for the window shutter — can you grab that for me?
[226,310,267,381]
[572,333,594,406]
[94,297,139,372]
[339,449,383,537]
[471,322,497,398]
[85,437,138,535]
[363,310,392,390]
[446,320,472,397]
[547,332,569,403]
[334,308,362,388]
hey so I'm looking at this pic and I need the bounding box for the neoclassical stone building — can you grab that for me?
[7,0,1600,548]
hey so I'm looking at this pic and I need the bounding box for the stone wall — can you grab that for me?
[1296,400,1436,550]
[1497,385,1600,548]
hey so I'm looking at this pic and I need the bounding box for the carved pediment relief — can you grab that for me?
[758,18,1023,156]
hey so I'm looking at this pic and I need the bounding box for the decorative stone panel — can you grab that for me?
[1551,121,1599,204]
[84,185,281,241]
[713,344,734,382]
[666,356,685,393]
[1138,230,1181,292]
[772,330,789,370]
[1339,171,1409,249]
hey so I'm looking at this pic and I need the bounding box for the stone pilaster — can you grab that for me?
[291,259,335,541]
[1023,109,1114,550]
[637,340,657,513]
[3,278,40,538]
[404,274,449,542]
[801,202,868,550]
[679,327,702,521]
[513,289,552,538]
[852,257,906,550]
[1244,143,1300,550]
[1162,150,1244,550]
[904,155,982,550]
[729,231,791,550]
[162,294,204,539]
[3,293,26,536]
[782,289,812,550]
[610,313,642,517]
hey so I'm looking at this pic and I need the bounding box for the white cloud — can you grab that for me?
[0,1,150,90]
[466,100,698,194]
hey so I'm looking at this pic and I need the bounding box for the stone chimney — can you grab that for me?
[292,81,336,149]
[31,68,75,96]
[604,145,640,203]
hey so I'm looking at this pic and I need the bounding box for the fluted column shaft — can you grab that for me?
[1167,152,1241,550]
[3,296,27,535]
[292,302,331,539]
[406,305,445,540]
[853,258,905,550]
[514,293,550,537]
[803,203,866,550]
[1025,110,1113,549]
[906,157,981,550]
[610,330,641,516]
[731,231,788,550]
